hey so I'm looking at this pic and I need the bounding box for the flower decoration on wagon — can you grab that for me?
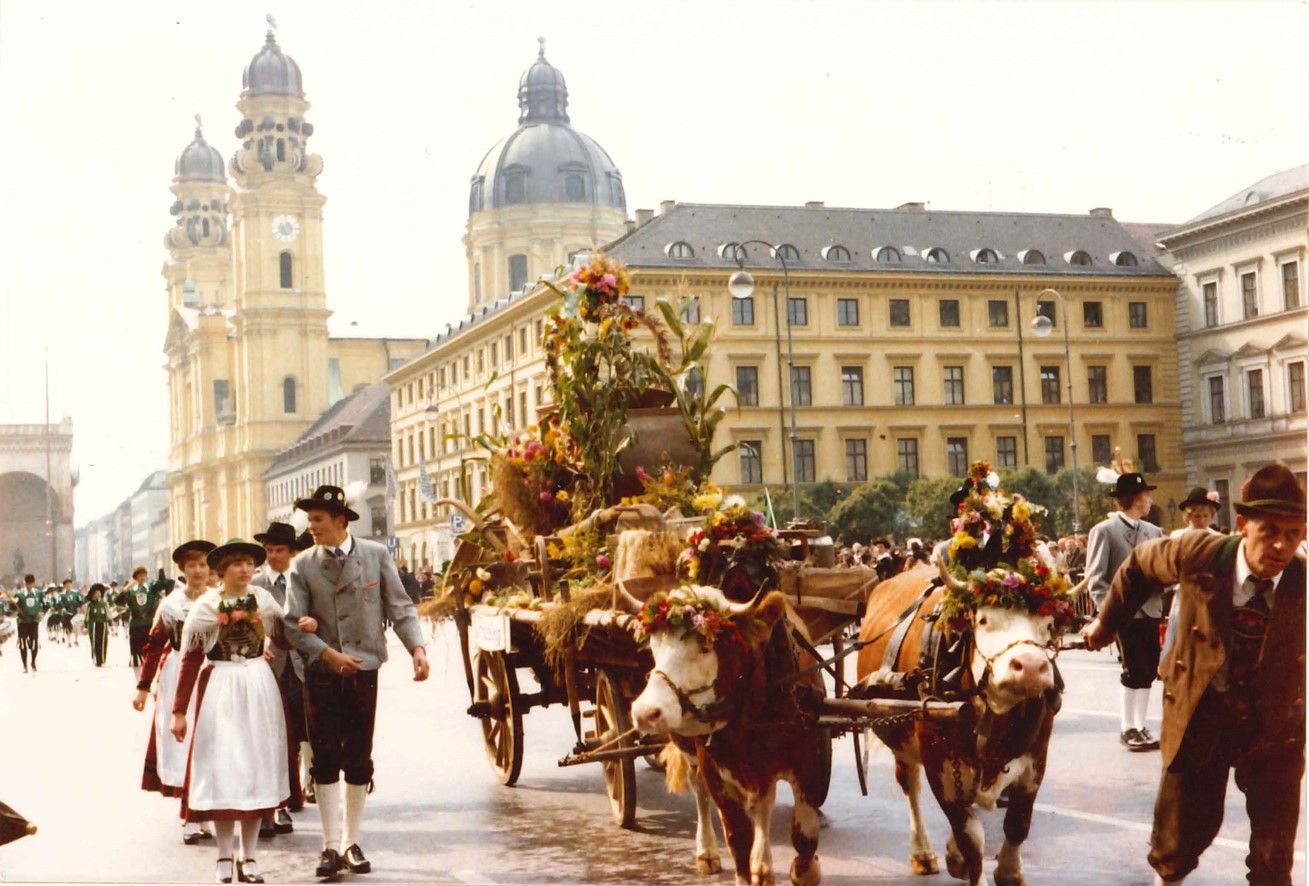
[680,499,788,585]
[938,461,1083,635]
[489,416,582,536]
[638,587,744,646]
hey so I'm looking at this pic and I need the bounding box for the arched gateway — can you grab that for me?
[0,421,74,585]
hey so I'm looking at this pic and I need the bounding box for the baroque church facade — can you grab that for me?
[162,29,424,545]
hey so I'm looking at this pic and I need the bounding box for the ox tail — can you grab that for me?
[660,744,691,794]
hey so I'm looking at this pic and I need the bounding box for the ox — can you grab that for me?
[856,562,1069,886]
[630,587,829,886]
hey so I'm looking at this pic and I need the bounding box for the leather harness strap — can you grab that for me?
[881,579,940,673]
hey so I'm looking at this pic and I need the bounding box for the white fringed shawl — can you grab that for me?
[180,586,285,654]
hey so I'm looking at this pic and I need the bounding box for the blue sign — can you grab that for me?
[451,513,467,534]
[386,536,399,557]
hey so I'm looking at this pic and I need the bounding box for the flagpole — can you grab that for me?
[45,352,56,582]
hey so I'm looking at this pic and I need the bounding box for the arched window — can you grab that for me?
[1021,250,1046,266]
[279,251,293,288]
[202,218,210,239]
[976,248,999,264]
[564,175,586,202]
[666,241,695,259]
[824,245,851,262]
[720,242,747,261]
[276,138,286,163]
[283,377,297,413]
[925,247,949,263]
[775,243,800,261]
[1114,251,1139,267]
[504,175,526,204]
[1069,250,1093,266]
[875,246,901,263]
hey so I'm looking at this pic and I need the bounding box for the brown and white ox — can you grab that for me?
[630,587,829,886]
[856,562,1072,886]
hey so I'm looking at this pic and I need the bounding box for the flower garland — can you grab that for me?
[216,594,262,627]
[567,253,634,322]
[680,500,787,583]
[638,588,742,646]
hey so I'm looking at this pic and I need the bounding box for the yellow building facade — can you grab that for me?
[163,29,423,545]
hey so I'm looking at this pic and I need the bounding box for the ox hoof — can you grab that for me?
[696,854,722,875]
[945,851,967,881]
[993,874,1025,886]
[789,854,821,886]
[751,870,776,886]
[909,853,939,876]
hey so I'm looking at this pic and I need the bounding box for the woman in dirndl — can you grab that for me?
[133,539,215,844]
[171,539,292,885]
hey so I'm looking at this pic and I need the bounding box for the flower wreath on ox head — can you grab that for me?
[637,587,750,647]
[180,586,284,655]
[937,461,1083,636]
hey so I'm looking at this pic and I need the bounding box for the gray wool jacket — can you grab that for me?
[282,535,425,671]
[1086,512,1165,617]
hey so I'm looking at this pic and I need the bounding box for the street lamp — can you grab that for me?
[1030,287,1081,534]
[727,241,802,523]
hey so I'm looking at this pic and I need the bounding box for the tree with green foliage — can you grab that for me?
[902,475,961,539]
[826,478,908,544]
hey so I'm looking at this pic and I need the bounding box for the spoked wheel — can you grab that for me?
[593,668,637,828]
[474,651,524,786]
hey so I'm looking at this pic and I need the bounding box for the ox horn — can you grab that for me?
[613,580,645,614]
[723,584,770,618]
[938,558,968,593]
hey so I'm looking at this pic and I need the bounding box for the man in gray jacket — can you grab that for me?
[1087,471,1164,751]
[283,486,429,879]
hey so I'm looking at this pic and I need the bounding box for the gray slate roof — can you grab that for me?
[1182,164,1309,225]
[605,203,1172,277]
[265,381,390,475]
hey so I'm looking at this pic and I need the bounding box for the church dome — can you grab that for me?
[469,39,626,215]
[242,30,303,97]
[175,124,226,182]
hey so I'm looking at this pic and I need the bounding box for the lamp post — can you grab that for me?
[1030,287,1081,534]
[727,241,802,523]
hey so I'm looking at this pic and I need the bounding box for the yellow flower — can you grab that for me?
[468,579,484,594]
[952,531,977,549]
[1012,500,1031,522]
[692,490,723,511]
[546,543,563,559]
[555,490,570,503]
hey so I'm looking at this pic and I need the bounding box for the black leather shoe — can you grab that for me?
[316,849,343,878]
[274,808,294,834]
[183,830,204,846]
[343,844,371,874]
[1137,728,1161,751]
[215,858,234,884]
[259,818,277,839]
[1121,728,1151,751]
[237,859,265,884]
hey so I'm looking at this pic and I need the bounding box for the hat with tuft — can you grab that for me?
[294,485,360,521]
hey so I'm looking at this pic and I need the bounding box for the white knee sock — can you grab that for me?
[239,816,260,861]
[316,780,343,852]
[213,820,235,862]
[299,741,314,788]
[1131,687,1148,732]
[343,782,368,849]
[1120,685,1134,731]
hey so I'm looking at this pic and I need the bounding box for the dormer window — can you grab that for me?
[564,175,586,202]
[1067,250,1093,266]
[719,243,748,262]
[1019,249,1046,266]
[504,174,526,205]
[874,246,901,263]
[925,247,950,263]
[774,243,800,261]
[1112,251,1139,268]
[974,248,1000,264]
[823,245,851,262]
[666,241,695,259]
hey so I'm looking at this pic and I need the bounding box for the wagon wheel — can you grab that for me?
[593,669,637,828]
[474,651,524,786]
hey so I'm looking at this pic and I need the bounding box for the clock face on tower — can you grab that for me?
[272,215,301,242]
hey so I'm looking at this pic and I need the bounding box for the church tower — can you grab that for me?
[463,39,629,310]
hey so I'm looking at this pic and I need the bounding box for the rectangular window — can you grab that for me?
[534,319,544,345]
[369,457,386,485]
[1044,436,1065,474]
[996,436,1017,468]
[896,438,919,476]
[988,300,1010,327]
[504,334,514,363]
[1283,261,1301,309]
[489,342,498,369]
[893,366,915,405]
[1129,302,1148,328]
[1037,300,1056,325]
[841,366,865,406]
[1137,434,1159,473]
[520,391,528,427]
[736,366,760,407]
[946,437,969,476]
[687,367,705,400]
[794,440,816,484]
[791,366,812,406]
[1203,281,1219,327]
[212,379,230,420]
[534,384,544,406]
[836,298,860,327]
[939,299,960,328]
[1208,376,1226,424]
[1290,362,1307,413]
[739,441,763,484]
[625,295,645,310]
[508,254,528,293]
[683,297,701,324]
[731,296,755,326]
[889,299,911,327]
[1092,434,1112,464]
[1242,272,1258,319]
[1040,366,1061,404]
[1214,479,1231,529]
[1083,301,1103,328]
[787,297,808,326]
[1247,368,1266,419]
[845,439,868,482]
[1088,366,1108,404]
[944,366,965,405]
[519,327,528,355]
[1133,366,1154,404]
[992,366,1014,405]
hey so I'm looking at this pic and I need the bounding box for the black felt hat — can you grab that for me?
[87,583,106,598]
[1234,464,1306,520]
[294,485,360,521]
[206,538,267,570]
[172,539,217,566]
[292,530,314,552]
[253,521,298,546]
[1112,472,1157,500]
[1178,486,1219,512]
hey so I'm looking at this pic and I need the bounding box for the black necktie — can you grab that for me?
[1244,576,1273,613]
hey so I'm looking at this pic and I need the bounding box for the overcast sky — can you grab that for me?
[0,0,1304,522]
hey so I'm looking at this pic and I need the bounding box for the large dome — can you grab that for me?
[175,124,226,182]
[242,31,303,97]
[469,40,625,215]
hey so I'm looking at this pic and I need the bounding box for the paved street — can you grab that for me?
[0,622,1302,885]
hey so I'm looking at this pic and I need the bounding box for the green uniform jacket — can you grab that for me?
[117,582,163,628]
[13,589,46,623]
[85,599,110,625]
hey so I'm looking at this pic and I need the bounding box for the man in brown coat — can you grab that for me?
[1082,463,1306,885]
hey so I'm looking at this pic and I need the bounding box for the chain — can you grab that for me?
[951,755,970,803]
